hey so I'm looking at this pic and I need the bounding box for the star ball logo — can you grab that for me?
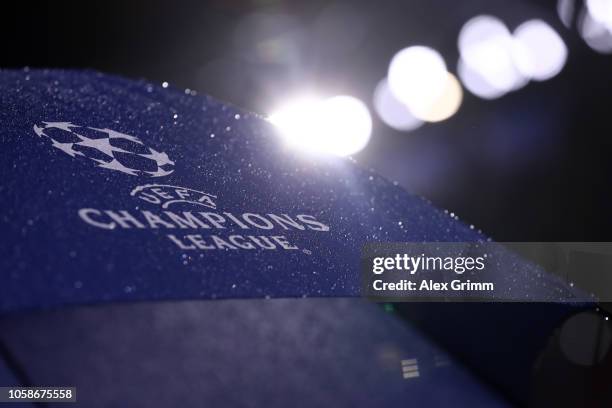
[32,121,174,177]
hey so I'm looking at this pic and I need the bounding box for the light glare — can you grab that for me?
[387,46,448,115]
[512,20,567,81]
[268,95,372,157]
[373,79,423,131]
[557,0,575,28]
[581,6,612,53]
[457,58,506,100]
[458,15,527,98]
[418,73,463,122]
[587,0,612,30]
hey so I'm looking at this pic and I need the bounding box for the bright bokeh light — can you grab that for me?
[512,20,568,81]
[557,0,575,28]
[373,79,423,131]
[418,73,463,122]
[581,5,612,54]
[458,15,527,98]
[457,58,506,99]
[587,0,612,31]
[268,95,372,157]
[387,46,448,116]
[385,46,462,124]
[458,15,568,98]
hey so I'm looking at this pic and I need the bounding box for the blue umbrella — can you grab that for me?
[0,69,598,407]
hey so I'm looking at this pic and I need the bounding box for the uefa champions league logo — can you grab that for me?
[130,184,217,209]
[30,122,331,254]
[32,121,174,177]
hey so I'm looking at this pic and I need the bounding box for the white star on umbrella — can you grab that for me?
[42,121,79,132]
[33,124,46,137]
[146,167,174,177]
[75,134,130,157]
[139,147,174,167]
[50,139,84,158]
[92,158,139,176]
[31,121,176,177]
[89,127,144,145]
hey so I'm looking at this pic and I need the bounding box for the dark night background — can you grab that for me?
[3,0,611,242]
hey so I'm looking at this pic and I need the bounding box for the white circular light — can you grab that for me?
[580,7,612,54]
[387,46,448,116]
[268,95,372,157]
[317,96,372,156]
[458,15,527,96]
[418,73,463,122]
[373,79,423,131]
[557,0,575,28]
[512,20,568,81]
[268,96,320,147]
[457,58,506,99]
[587,0,612,31]
[459,15,510,54]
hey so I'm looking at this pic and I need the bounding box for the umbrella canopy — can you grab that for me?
[0,68,488,312]
[0,70,599,407]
